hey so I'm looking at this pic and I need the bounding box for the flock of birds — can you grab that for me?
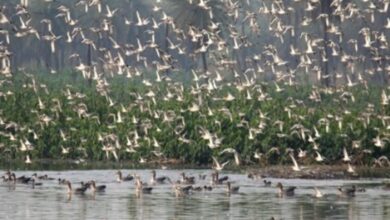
[2,169,378,199]
[0,0,389,174]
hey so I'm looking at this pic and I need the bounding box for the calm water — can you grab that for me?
[1,169,390,220]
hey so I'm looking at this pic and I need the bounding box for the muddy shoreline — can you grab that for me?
[1,159,390,179]
[247,165,390,179]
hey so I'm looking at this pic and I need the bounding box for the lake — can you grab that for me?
[1,169,389,220]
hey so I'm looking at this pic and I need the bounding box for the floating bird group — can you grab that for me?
[2,169,377,200]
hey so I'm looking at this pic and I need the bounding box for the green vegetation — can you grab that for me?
[0,71,389,167]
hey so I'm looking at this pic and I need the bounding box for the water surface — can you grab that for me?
[1,169,389,220]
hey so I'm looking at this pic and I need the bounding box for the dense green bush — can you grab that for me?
[0,71,388,166]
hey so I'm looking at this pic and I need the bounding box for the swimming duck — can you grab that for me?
[357,187,366,192]
[89,180,106,193]
[338,185,356,197]
[191,186,203,191]
[16,175,32,184]
[247,172,264,180]
[2,170,11,182]
[116,170,134,182]
[203,185,213,191]
[174,184,192,197]
[135,176,153,194]
[263,180,272,187]
[4,170,11,177]
[32,173,55,180]
[8,173,16,185]
[180,172,195,184]
[31,178,43,189]
[150,170,169,185]
[276,182,296,197]
[66,181,88,194]
[80,181,91,189]
[198,174,207,180]
[211,172,229,185]
[58,178,67,185]
[2,174,11,182]
[382,182,390,190]
[226,181,239,194]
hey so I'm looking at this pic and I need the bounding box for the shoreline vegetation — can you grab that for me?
[2,159,390,180]
[1,71,390,176]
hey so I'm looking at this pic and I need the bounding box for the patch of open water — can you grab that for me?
[1,169,389,220]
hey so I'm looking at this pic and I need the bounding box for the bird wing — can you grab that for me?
[219,148,236,155]
[212,156,220,168]
[289,153,300,170]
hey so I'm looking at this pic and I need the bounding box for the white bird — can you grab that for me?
[89,0,102,13]
[105,5,118,18]
[254,151,263,161]
[60,129,67,141]
[342,147,351,162]
[347,163,355,174]
[188,103,200,112]
[136,11,149,26]
[61,145,70,155]
[298,148,307,158]
[289,153,301,171]
[197,0,210,9]
[152,137,160,148]
[25,155,32,164]
[315,151,325,162]
[223,93,235,101]
[314,187,323,198]
[42,32,62,53]
[248,128,255,140]
[20,140,28,152]
[0,12,9,24]
[346,75,357,87]
[212,156,229,171]
[373,136,385,148]
[139,157,146,164]
[274,82,284,93]
[313,126,321,138]
[385,18,390,29]
[219,148,240,166]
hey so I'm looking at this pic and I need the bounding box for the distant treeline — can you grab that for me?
[0,0,388,86]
